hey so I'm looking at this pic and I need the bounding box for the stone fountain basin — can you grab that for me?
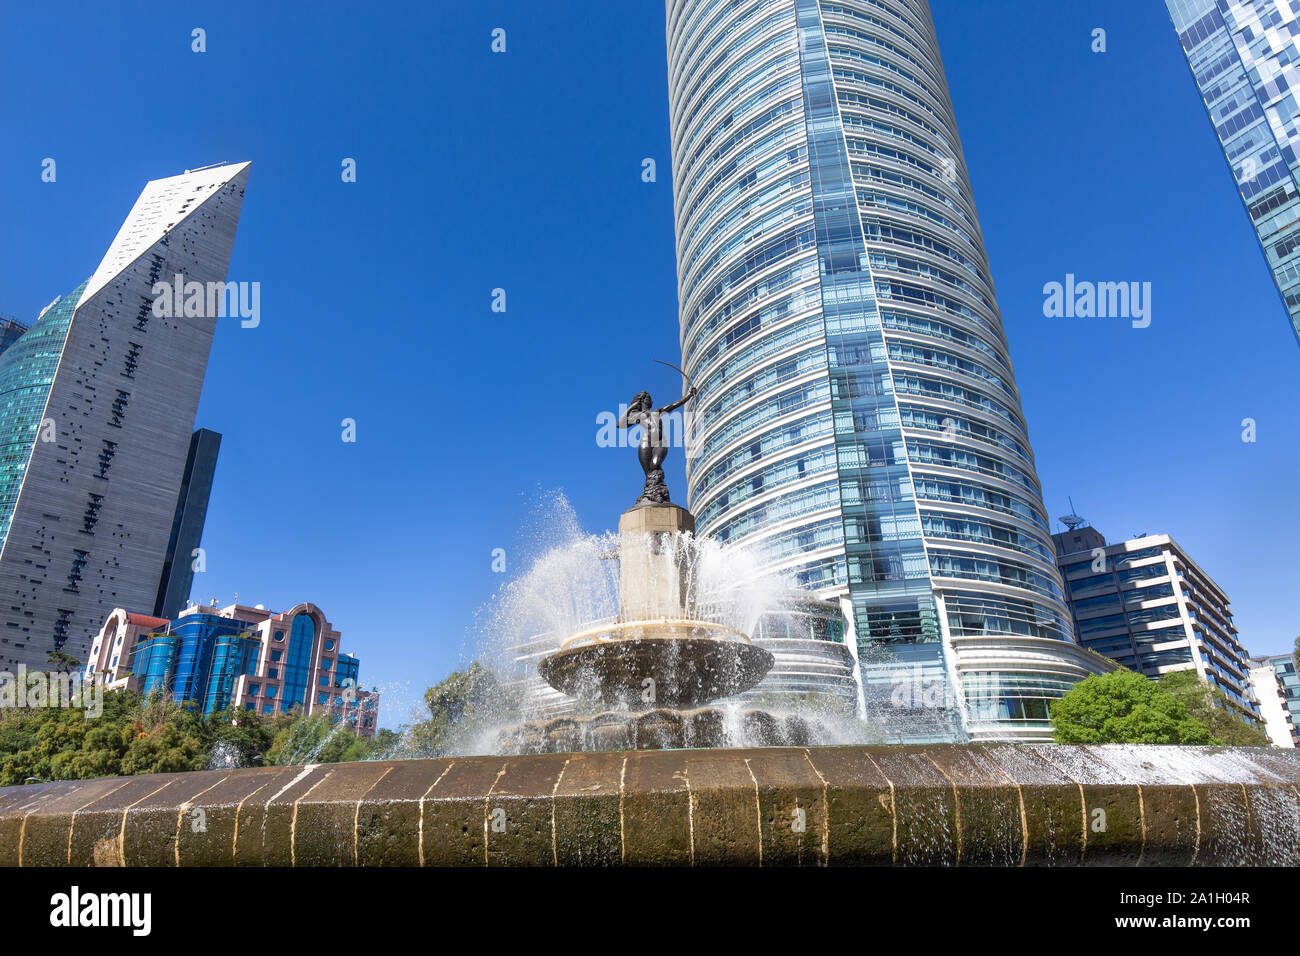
[537,621,774,709]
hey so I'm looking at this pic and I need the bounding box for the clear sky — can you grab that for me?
[1,1,1296,728]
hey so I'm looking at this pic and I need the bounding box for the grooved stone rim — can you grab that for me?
[1,745,1296,867]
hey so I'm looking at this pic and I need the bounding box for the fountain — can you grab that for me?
[2,371,1299,867]
[494,377,824,753]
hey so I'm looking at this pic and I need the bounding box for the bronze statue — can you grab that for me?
[618,375,697,506]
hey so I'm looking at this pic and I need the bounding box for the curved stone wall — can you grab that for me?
[1,744,1297,866]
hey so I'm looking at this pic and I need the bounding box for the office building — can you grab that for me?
[1165,0,1300,348]
[1248,658,1298,746]
[153,428,222,619]
[0,316,29,356]
[1251,652,1299,743]
[1054,524,1260,724]
[83,600,378,738]
[666,0,1110,740]
[0,164,250,670]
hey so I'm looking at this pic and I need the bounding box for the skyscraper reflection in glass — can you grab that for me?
[1167,0,1300,348]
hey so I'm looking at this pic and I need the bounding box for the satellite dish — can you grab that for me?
[1058,496,1086,531]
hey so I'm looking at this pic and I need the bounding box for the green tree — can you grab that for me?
[199,706,280,768]
[1157,670,1270,746]
[408,662,514,756]
[120,723,206,775]
[0,685,387,783]
[45,650,82,675]
[1050,670,1212,745]
[0,687,141,785]
[267,712,391,766]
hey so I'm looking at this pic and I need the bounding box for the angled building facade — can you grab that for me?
[1165,0,1300,348]
[667,0,1104,740]
[0,164,250,670]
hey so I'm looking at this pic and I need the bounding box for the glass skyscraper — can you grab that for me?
[668,0,1107,740]
[0,316,28,357]
[1166,0,1300,348]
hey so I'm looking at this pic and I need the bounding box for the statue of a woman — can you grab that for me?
[618,385,697,505]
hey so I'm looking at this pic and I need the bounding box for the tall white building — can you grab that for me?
[1249,658,1298,747]
[0,164,250,669]
[666,0,1109,740]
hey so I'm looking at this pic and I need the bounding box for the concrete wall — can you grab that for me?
[1,744,1297,866]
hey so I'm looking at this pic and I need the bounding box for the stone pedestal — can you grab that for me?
[617,503,695,622]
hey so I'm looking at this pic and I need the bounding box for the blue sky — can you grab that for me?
[1,1,1296,728]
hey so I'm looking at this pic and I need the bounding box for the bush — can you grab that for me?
[1050,670,1213,745]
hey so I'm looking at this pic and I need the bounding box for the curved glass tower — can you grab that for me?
[668,0,1102,740]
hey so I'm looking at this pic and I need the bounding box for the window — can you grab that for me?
[319,675,330,687]
[325,640,334,651]
[274,631,284,641]
[265,686,277,698]
[282,613,315,710]
[247,684,259,696]
[318,693,328,705]
[271,650,282,662]
[268,668,279,679]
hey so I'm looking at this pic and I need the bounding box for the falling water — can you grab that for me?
[449,493,873,754]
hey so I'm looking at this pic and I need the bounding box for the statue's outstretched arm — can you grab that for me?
[657,385,698,415]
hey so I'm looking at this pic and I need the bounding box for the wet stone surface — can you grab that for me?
[0,744,1296,867]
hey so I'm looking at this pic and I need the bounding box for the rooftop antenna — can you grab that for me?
[1059,496,1086,532]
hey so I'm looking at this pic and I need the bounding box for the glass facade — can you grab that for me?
[1057,534,1260,721]
[1166,0,1300,347]
[281,612,316,711]
[0,282,88,549]
[0,317,29,358]
[153,429,222,618]
[1259,653,1300,729]
[133,612,260,714]
[668,0,1071,738]
[962,671,1075,729]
